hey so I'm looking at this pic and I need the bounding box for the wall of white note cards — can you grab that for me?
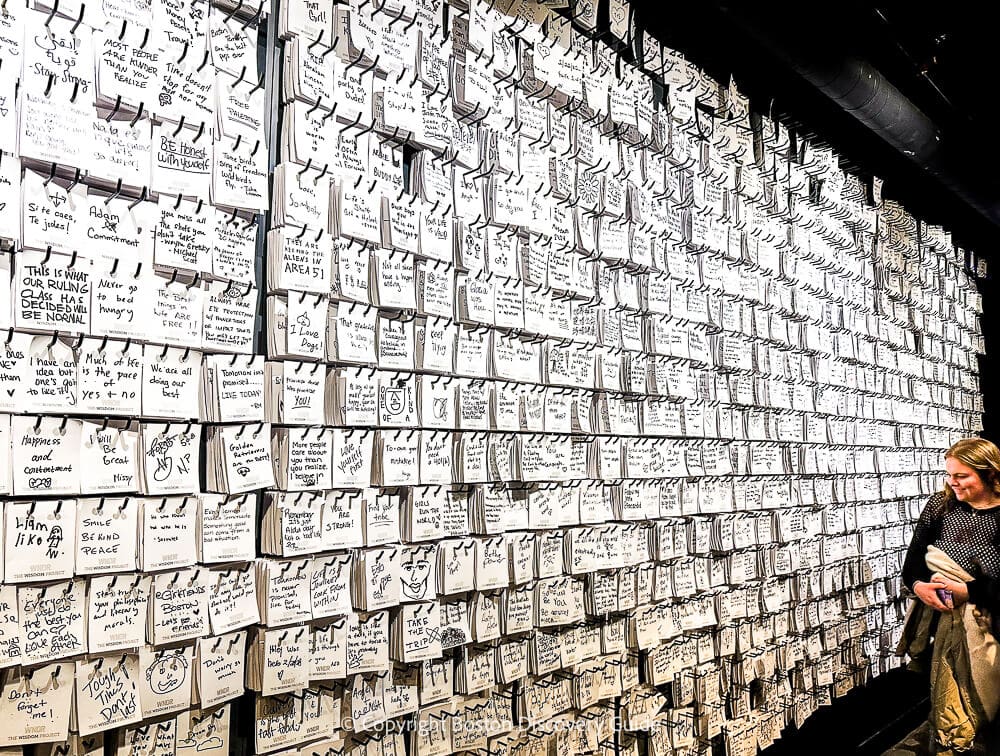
[0,0,985,753]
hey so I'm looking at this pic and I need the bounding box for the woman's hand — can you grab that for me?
[913,580,951,611]
[931,576,970,608]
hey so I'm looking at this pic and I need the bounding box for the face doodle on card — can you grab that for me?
[400,554,431,601]
[146,653,188,694]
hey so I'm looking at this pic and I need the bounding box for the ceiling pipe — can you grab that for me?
[714,4,1000,230]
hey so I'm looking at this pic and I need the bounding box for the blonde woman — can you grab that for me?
[901,438,1000,755]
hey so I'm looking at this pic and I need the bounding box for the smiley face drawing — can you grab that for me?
[146,653,189,695]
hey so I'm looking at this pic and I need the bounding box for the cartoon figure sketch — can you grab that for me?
[146,653,188,694]
[46,525,63,559]
[400,554,431,601]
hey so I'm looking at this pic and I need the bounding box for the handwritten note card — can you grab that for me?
[19,579,86,664]
[14,249,92,333]
[4,499,75,582]
[152,121,213,198]
[140,422,200,495]
[77,343,143,416]
[87,574,149,653]
[79,424,140,493]
[75,654,143,734]
[10,415,82,496]
[76,497,138,575]
[0,664,73,745]
[198,494,255,563]
[138,644,195,717]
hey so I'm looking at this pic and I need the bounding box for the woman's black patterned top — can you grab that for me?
[902,491,1000,589]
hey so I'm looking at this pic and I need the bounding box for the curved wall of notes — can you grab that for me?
[0,0,983,754]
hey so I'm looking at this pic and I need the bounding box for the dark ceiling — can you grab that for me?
[631,2,1000,253]
[862,2,997,131]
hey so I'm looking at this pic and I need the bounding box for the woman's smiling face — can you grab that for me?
[946,456,988,502]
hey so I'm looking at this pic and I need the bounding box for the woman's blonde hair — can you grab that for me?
[943,438,1000,503]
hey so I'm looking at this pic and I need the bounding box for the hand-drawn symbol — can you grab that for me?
[295,311,311,329]
[153,455,174,482]
[432,397,448,420]
[236,465,250,477]
[146,653,188,694]
[439,626,468,649]
[384,387,405,416]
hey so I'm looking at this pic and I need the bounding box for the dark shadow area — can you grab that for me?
[759,668,930,756]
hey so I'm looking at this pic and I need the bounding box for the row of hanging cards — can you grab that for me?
[3,494,254,580]
[0,403,944,494]
[265,274,969,382]
[0,323,975,434]
[0,256,258,353]
[267,317,972,434]
[1,175,260,283]
[0,477,923,591]
[0,659,234,749]
[0,344,258,420]
[0,498,914,651]
[0,410,943,497]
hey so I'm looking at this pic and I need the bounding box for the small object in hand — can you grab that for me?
[937,588,954,606]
